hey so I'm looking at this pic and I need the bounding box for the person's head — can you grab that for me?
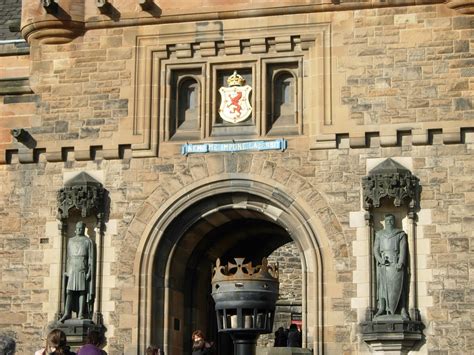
[76,221,86,235]
[85,330,105,348]
[0,335,15,355]
[45,329,67,353]
[192,330,206,350]
[192,330,205,342]
[146,346,159,355]
[289,324,298,332]
[384,214,395,229]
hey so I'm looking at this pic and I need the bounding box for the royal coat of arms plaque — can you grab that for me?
[218,71,252,123]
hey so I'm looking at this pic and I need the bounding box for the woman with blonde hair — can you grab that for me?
[35,329,76,355]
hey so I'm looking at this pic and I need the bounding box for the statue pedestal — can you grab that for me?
[47,319,105,347]
[360,318,424,354]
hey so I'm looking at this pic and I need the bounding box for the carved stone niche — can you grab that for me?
[52,172,107,345]
[360,159,424,354]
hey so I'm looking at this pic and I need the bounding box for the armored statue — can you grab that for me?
[60,221,95,322]
[374,214,409,320]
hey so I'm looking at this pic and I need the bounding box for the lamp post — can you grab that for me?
[211,257,279,355]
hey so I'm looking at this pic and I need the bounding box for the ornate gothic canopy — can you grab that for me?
[362,158,420,211]
[57,172,106,221]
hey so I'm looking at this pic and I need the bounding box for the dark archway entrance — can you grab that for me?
[137,178,323,355]
[183,209,293,354]
[159,192,294,354]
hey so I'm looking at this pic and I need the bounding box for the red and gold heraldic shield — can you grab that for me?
[218,85,252,123]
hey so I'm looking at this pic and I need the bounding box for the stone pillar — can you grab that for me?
[93,225,104,325]
[56,221,67,320]
[407,214,418,321]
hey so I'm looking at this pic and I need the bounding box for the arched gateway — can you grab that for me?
[133,175,335,354]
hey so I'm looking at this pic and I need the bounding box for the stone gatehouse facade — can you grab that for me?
[0,1,473,354]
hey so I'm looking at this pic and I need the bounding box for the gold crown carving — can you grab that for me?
[227,71,246,87]
[211,257,279,283]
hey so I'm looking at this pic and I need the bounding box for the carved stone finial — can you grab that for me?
[362,158,420,211]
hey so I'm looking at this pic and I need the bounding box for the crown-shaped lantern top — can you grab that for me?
[212,257,278,283]
[227,71,246,87]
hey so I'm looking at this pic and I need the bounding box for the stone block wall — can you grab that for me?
[2,3,473,160]
[0,0,21,40]
[0,1,472,354]
[259,242,303,347]
[0,137,472,353]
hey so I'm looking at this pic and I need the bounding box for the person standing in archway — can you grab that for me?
[286,324,302,348]
[191,330,214,355]
[274,326,288,347]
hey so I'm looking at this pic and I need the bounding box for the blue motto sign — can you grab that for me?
[181,139,287,155]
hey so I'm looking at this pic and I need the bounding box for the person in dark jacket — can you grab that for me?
[77,330,107,355]
[35,329,76,355]
[274,327,288,347]
[287,324,302,348]
[191,330,214,355]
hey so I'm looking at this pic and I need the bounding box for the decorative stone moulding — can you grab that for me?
[362,158,420,213]
[57,172,106,227]
[446,0,474,13]
[21,21,85,45]
[21,0,454,46]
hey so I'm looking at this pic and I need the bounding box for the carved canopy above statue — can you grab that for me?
[57,172,105,221]
[362,159,420,211]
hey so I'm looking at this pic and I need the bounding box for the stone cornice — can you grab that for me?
[445,0,474,13]
[20,0,449,45]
